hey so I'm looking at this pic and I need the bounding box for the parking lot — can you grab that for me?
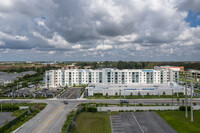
[59,87,83,99]
[0,112,16,127]
[110,112,176,133]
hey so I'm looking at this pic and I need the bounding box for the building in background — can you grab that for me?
[0,71,36,85]
[154,66,184,72]
[45,68,180,88]
[44,67,186,96]
[188,69,200,78]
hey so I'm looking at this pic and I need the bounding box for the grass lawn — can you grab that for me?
[156,111,200,133]
[69,112,111,133]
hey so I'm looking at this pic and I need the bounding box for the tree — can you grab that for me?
[105,93,109,98]
[177,98,180,105]
[138,92,141,96]
[115,92,118,97]
[163,91,166,96]
[147,92,150,96]
[182,100,184,106]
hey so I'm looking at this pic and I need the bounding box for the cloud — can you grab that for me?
[0,31,29,41]
[0,0,200,61]
[178,0,200,12]
[32,31,70,49]
[48,51,56,54]
[96,44,113,50]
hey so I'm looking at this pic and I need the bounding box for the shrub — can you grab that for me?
[179,106,191,111]
[87,107,97,112]
[139,103,143,106]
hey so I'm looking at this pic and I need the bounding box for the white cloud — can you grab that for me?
[177,26,200,46]
[0,41,5,46]
[0,31,29,41]
[96,44,113,50]
[72,44,81,49]
[32,31,70,48]
[37,20,45,26]
[48,51,56,54]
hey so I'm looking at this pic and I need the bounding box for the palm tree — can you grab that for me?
[177,98,180,105]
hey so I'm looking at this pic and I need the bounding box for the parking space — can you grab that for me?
[59,87,83,99]
[110,115,125,133]
[110,112,176,133]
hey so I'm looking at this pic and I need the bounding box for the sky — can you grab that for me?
[0,0,200,61]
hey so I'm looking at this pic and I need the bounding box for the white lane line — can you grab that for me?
[131,112,144,133]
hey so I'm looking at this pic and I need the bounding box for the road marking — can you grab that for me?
[67,90,76,99]
[31,105,64,133]
[131,112,144,133]
[31,105,59,133]
[39,105,65,133]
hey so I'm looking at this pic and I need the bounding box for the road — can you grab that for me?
[1,98,199,133]
[13,100,78,133]
[58,87,83,99]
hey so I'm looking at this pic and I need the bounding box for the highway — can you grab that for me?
[1,98,199,133]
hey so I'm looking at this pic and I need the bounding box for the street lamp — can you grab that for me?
[172,89,174,106]
[185,74,188,118]
[190,80,193,122]
[1,100,3,112]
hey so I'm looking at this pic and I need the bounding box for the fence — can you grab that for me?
[65,106,84,133]
[0,110,28,132]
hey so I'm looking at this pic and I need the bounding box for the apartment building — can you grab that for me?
[45,68,179,88]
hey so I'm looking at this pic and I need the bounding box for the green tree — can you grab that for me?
[163,91,166,96]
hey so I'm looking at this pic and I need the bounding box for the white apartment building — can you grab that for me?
[44,68,179,88]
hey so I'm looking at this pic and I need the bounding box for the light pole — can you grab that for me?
[185,75,188,118]
[190,80,193,122]
[120,89,121,101]
[172,89,174,106]
[1,101,2,112]
[134,101,136,112]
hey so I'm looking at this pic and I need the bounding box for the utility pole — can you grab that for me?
[120,89,121,101]
[190,80,193,122]
[1,101,2,112]
[172,89,174,106]
[185,75,188,118]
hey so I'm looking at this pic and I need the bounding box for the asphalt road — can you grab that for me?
[58,87,83,99]
[13,101,78,133]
